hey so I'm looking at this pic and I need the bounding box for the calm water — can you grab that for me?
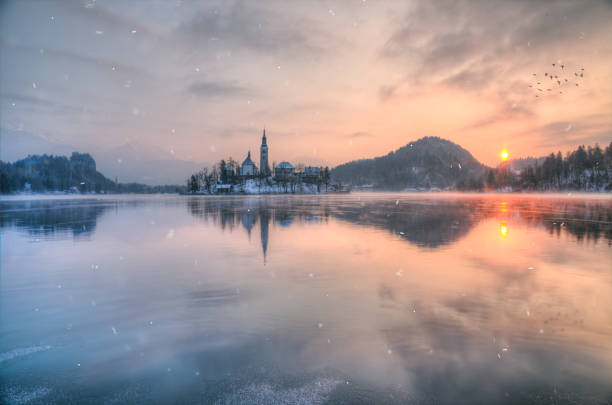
[1,193,611,404]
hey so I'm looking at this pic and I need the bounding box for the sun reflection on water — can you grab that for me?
[500,222,509,238]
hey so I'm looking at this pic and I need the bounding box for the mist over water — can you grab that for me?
[1,194,611,404]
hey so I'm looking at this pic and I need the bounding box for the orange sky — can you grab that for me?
[1,0,611,167]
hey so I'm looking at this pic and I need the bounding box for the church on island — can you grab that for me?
[239,129,275,177]
[239,129,315,179]
[188,128,334,194]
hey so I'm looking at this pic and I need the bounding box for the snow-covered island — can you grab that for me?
[185,129,346,194]
[193,177,346,195]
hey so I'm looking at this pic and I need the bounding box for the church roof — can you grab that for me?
[242,151,256,167]
[275,161,294,169]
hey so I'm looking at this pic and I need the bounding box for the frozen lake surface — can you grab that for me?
[1,193,611,404]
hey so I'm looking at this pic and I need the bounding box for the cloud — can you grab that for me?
[2,40,149,78]
[1,92,85,115]
[441,65,497,91]
[378,84,398,102]
[176,2,329,59]
[187,80,251,98]
[519,114,612,149]
[378,0,612,98]
[347,132,375,138]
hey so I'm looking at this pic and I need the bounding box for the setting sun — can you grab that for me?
[500,150,509,161]
[500,222,509,238]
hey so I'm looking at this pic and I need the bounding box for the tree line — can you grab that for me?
[458,142,612,191]
[1,153,185,194]
[187,157,331,193]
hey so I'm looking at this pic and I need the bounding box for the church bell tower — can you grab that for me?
[260,128,270,176]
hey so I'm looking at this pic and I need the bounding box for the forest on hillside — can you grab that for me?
[472,142,612,192]
[331,136,612,192]
[331,137,486,190]
[1,153,184,194]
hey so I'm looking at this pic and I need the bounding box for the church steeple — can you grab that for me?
[260,128,270,176]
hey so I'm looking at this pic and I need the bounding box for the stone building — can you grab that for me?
[274,161,294,178]
[240,151,258,176]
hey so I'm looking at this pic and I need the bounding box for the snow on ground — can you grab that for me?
[0,387,51,405]
[200,178,324,194]
[215,378,342,405]
[0,345,52,363]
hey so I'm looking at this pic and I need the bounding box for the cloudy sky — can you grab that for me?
[1,0,611,167]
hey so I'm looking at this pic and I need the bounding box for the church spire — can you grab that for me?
[260,128,270,176]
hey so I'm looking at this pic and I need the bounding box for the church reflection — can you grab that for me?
[186,197,316,263]
[1,194,609,254]
[237,207,270,261]
[185,195,612,261]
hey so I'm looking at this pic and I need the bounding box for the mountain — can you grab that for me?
[92,142,206,186]
[1,152,115,193]
[0,131,206,186]
[0,152,186,194]
[0,129,75,162]
[331,136,487,190]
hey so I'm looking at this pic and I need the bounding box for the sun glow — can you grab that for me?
[500,222,509,238]
[500,149,509,161]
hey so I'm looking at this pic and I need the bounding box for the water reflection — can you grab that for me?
[500,221,509,238]
[0,199,116,240]
[184,195,612,261]
[1,194,611,404]
[2,194,610,251]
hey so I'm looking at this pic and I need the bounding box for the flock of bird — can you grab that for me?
[529,63,585,98]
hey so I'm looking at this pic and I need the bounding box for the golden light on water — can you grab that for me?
[500,222,509,238]
[500,149,509,161]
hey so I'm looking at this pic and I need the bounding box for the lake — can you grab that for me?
[1,193,611,404]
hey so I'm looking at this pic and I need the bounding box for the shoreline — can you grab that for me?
[2,190,610,202]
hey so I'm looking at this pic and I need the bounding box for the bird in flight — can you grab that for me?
[529,63,584,98]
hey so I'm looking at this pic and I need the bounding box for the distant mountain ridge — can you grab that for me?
[1,152,115,193]
[93,142,207,186]
[0,131,206,186]
[0,153,185,194]
[331,136,487,189]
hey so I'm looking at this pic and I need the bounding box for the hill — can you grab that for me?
[0,153,184,194]
[331,137,487,190]
[0,130,205,186]
[93,142,207,186]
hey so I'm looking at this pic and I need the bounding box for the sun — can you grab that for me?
[500,222,509,238]
[500,149,509,161]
